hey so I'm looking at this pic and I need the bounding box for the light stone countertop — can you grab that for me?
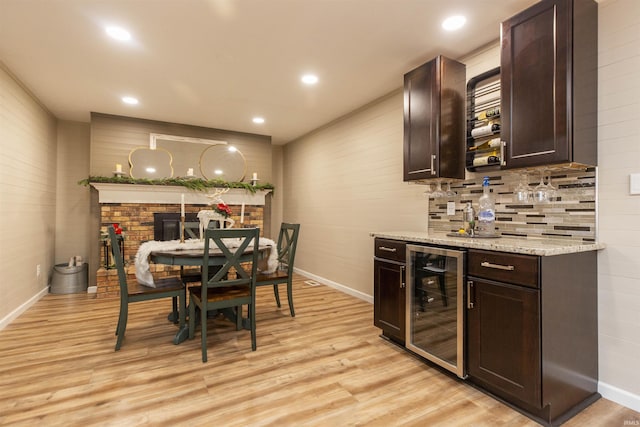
[370,231,605,256]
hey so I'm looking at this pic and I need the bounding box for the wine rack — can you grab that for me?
[466,67,502,171]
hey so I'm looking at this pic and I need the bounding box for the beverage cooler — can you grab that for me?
[406,245,466,378]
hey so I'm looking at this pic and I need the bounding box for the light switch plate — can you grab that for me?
[631,173,640,195]
[447,201,456,216]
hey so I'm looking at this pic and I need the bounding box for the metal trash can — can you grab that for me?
[50,263,88,294]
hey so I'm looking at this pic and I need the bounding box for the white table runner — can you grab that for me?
[134,237,278,287]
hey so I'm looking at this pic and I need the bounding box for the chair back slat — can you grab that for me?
[202,228,260,299]
[277,223,300,270]
[108,226,129,301]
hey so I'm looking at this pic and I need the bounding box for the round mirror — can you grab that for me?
[200,145,247,182]
[129,147,173,179]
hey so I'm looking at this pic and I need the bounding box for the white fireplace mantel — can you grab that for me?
[91,183,272,205]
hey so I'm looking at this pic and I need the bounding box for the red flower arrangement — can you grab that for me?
[214,202,233,218]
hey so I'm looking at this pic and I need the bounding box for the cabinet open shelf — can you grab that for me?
[466,67,502,172]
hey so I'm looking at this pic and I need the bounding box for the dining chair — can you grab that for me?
[188,227,260,362]
[108,225,186,351]
[256,223,300,317]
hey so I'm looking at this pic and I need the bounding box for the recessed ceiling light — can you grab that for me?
[252,117,265,124]
[122,96,139,105]
[228,146,237,152]
[442,15,466,31]
[301,74,319,85]
[106,26,131,41]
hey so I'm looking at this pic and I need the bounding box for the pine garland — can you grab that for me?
[78,176,274,193]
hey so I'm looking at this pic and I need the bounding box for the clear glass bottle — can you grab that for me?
[476,176,496,236]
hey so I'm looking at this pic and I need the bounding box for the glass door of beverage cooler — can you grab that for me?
[406,245,466,378]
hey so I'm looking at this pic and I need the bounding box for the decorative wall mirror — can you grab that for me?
[200,144,247,181]
[129,147,173,178]
[127,133,247,181]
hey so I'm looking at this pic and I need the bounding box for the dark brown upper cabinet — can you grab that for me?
[500,0,597,169]
[403,56,466,181]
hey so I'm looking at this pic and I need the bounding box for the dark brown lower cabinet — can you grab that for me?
[373,238,406,345]
[467,249,599,426]
[467,279,541,407]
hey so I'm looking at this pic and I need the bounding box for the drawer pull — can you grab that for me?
[378,246,397,253]
[481,261,515,271]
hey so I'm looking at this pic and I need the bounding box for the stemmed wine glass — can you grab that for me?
[545,172,556,201]
[514,172,532,203]
[532,169,549,204]
[431,181,445,198]
[444,181,457,198]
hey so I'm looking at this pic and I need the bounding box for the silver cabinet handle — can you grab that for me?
[467,280,474,309]
[481,261,515,271]
[500,140,506,166]
[378,246,397,252]
[430,154,436,175]
[400,265,405,288]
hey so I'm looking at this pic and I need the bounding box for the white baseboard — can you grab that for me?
[0,286,50,331]
[599,381,640,413]
[294,268,373,304]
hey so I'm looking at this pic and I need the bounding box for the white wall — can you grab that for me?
[55,120,91,266]
[282,90,428,300]
[0,63,57,326]
[595,0,640,411]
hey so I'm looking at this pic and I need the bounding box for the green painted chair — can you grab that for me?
[188,227,260,362]
[257,223,300,317]
[108,225,186,351]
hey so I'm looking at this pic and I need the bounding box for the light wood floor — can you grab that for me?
[1,274,638,426]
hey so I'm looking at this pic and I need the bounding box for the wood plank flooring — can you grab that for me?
[0,273,638,426]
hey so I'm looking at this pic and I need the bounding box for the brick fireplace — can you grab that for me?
[92,184,271,298]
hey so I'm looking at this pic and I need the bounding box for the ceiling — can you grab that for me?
[0,0,538,145]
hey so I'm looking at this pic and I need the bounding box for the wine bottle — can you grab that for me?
[469,137,501,151]
[471,122,500,138]
[474,106,500,121]
[472,155,500,167]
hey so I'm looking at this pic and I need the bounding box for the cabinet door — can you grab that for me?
[374,259,406,344]
[501,0,570,168]
[467,278,541,408]
[403,56,465,181]
[404,59,438,180]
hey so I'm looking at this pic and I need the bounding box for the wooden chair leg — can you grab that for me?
[235,306,242,331]
[188,300,196,340]
[115,303,128,351]
[287,279,295,317]
[201,306,208,363]
[273,284,282,307]
[250,302,256,351]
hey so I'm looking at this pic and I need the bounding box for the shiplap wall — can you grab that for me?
[595,0,640,410]
[0,63,57,325]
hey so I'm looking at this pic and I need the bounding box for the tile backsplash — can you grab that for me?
[427,167,596,242]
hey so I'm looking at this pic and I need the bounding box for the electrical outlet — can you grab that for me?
[447,201,456,216]
[36,264,41,278]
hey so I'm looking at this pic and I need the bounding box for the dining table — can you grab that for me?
[147,242,274,344]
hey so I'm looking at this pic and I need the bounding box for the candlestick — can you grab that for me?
[252,172,258,181]
[181,194,185,217]
[187,168,194,177]
[240,202,245,224]
[180,215,185,243]
[115,163,122,173]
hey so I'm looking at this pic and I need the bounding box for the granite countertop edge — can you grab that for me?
[370,231,605,256]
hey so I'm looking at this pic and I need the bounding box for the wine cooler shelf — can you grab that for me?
[467,67,502,171]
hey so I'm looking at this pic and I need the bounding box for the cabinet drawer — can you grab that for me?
[468,249,538,288]
[374,238,406,263]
